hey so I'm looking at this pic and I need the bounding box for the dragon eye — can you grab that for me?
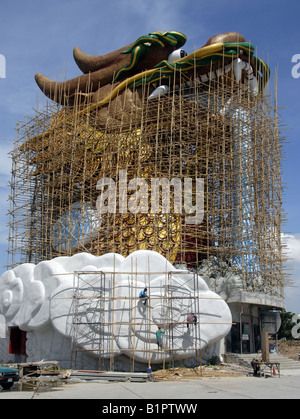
[168,49,187,62]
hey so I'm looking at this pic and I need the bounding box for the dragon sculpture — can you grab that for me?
[23,31,270,264]
[35,30,269,109]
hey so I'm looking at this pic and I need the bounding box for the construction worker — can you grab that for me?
[156,326,165,350]
[139,287,148,305]
[251,358,261,377]
[187,313,197,330]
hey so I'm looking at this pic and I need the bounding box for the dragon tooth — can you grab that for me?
[250,76,259,95]
[200,74,209,82]
[148,85,169,100]
[208,71,215,80]
[224,63,232,73]
[216,67,223,77]
[241,60,249,71]
[233,58,242,83]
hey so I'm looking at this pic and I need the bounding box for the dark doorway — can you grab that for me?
[226,322,252,353]
[226,323,240,353]
[9,327,27,355]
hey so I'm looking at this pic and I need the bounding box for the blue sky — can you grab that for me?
[0,0,299,313]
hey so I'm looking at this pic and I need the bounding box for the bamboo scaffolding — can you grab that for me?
[69,268,233,371]
[6,60,288,370]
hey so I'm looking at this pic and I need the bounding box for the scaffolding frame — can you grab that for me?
[69,268,216,372]
[7,61,287,301]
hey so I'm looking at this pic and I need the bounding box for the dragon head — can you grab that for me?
[35,30,269,109]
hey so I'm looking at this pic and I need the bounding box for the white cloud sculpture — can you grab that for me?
[0,250,232,365]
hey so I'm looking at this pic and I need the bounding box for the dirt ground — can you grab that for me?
[152,363,252,381]
[152,340,300,381]
[5,340,299,385]
[274,339,300,361]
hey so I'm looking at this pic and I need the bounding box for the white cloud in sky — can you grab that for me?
[120,0,186,32]
[0,142,12,219]
[0,142,13,179]
[0,142,12,252]
[282,233,300,263]
[281,233,300,314]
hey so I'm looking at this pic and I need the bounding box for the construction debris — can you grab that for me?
[152,363,252,381]
[17,361,61,378]
[70,370,151,382]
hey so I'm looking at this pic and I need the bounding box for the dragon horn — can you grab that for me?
[73,43,134,74]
